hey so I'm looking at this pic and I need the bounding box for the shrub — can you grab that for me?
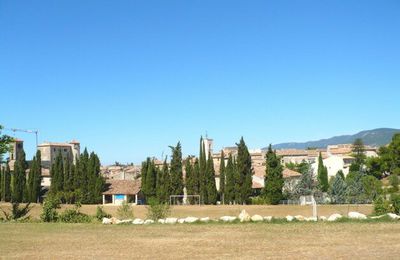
[250,196,267,205]
[373,196,393,215]
[0,202,32,221]
[117,201,134,219]
[59,204,92,223]
[41,195,60,222]
[391,194,400,214]
[95,206,111,220]
[146,198,170,220]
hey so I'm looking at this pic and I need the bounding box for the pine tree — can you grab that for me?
[12,149,27,202]
[263,145,284,205]
[236,137,253,204]
[329,174,347,204]
[294,167,316,197]
[169,142,184,196]
[219,150,225,204]
[352,138,366,169]
[206,151,217,204]
[317,152,329,192]
[224,154,235,204]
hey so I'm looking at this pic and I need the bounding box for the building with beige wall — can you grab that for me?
[37,140,80,168]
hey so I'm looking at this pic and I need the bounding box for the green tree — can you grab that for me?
[141,158,150,196]
[12,148,27,202]
[345,171,365,203]
[3,164,11,202]
[199,137,207,204]
[336,170,345,180]
[156,158,170,203]
[263,145,284,205]
[0,125,13,162]
[328,173,347,204]
[206,151,217,204]
[144,159,157,199]
[219,150,225,203]
[317,152,329,192]
[361,175,382,202]
[27,151,42,203]
[50,151,64,194]
[351,138,366,171]
[389,173,399,192]
[224,154,235,204]
[169,142,183,196]
[294,167,316,197]
[236,137,253,204]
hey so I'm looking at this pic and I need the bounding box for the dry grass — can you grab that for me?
[0,222,399,259]
[0,203,373,220]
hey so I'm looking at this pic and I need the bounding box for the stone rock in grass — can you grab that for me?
[370,215,385,219]
[263,216,273,222]
[111,217,119,225]
[286,215,294,222]
[165,218,178,224]
[158,219,165,224]
[387,213,400,220]
[132,218,144,225]
[200,217,210,223]
[305,217,317,222]
[184,217,199,223]
[144,219,155,225]
[294,215,305,221]
[251,215,264,222]
[220,216,237,222]
[348,212,367,220]
[102,218,112,225]
[327,214,343,222]
[178,218,186,224]
[239,210,251,222]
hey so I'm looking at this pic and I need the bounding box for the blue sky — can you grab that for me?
[1,0,399,165]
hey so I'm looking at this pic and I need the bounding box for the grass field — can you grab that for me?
[0,203,373,220]
[1,222,400,259]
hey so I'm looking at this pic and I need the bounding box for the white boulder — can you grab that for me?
[319,216,327,221]
[220,216,237,222]
[348,212,367,220]
[165,218,178,224]
[387,213,400,220]
[132,218,144,225]
[371,215,385,219]
[200,217,210,222]
[251,215,264,222]
[286,215,294,222]
[305,217,317,222]
[294,215,305,221]
[264,216,273,222]
[238,210,251,222]
[158,219,166,224]
[144,219,155,225]
[178,218,186,224]
[185,217,199,223]
[111,217,119,225]
[328,214,343,222]
[102,217,112,225]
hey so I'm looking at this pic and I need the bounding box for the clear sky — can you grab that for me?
[1,0,399,165]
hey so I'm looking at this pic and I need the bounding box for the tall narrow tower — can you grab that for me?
[203,137,213,160]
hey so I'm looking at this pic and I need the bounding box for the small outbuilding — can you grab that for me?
[102,179,143,205]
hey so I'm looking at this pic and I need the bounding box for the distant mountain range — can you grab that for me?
[267,128,400,150]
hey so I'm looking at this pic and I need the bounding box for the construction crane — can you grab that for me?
[4,127,39,148]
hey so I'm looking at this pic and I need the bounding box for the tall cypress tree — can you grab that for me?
[12,148,27,202]
[141,158,150,196]
[4,163,11,202]
[26,155,37,202]
[185,157,194,195]
[236,137,253,204]
[219,150,226,204]
[0,166,3,201]
[144,159,157,199]
[263,145,284,205]
[199,137,207,204]
[169,142,184,196]
[225,154,235,204]
[206,151,217,204]
[317,152,329,192]
[192,158,200,196]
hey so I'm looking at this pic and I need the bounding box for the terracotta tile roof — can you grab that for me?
[102,179,141,195]
[282,168,302,178]
[276,149,309,156]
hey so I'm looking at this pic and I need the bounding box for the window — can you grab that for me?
[64,148,67,152]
